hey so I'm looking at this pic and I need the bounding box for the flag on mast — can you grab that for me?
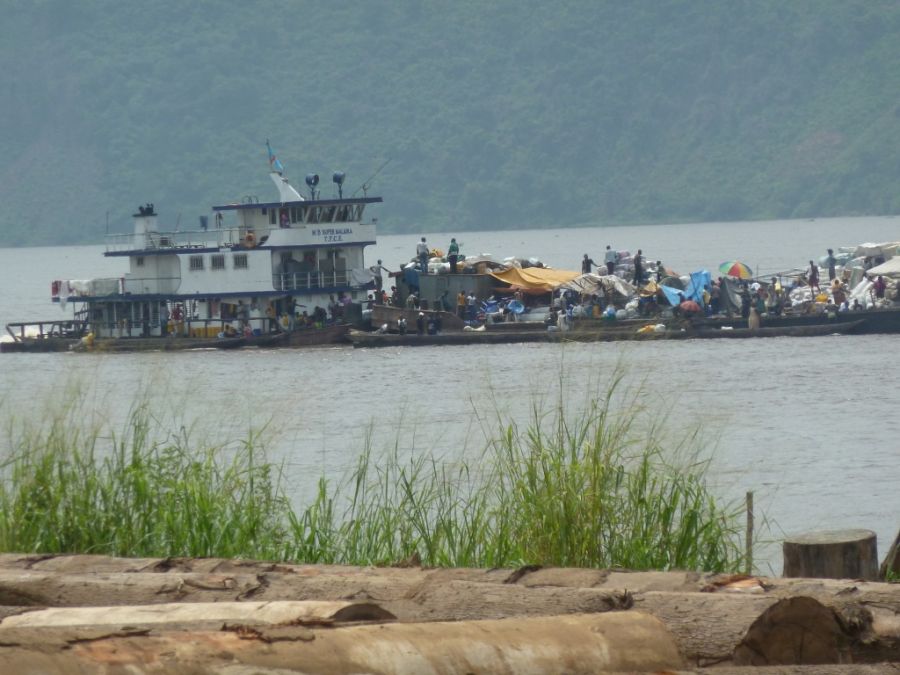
[266,139,285,174]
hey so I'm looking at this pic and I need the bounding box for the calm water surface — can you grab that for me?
[2,216,899,572]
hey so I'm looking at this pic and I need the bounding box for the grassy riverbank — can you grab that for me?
[0,381,744,571]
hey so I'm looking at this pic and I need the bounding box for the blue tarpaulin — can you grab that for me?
[682,269,711,305]
[659,284,684,307]
[661,270,711,306]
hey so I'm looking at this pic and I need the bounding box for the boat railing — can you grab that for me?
[52,277,182,299]
[6,320,90,342]
[93,317,280,339]
[122,276,182,295]
[273,271,352,291]
[105,228,243,253]
[52,278,124,300]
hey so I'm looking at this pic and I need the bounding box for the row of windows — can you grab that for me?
[267,204,362,226]
[189,254,248,271]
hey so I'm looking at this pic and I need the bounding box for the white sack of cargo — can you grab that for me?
[559,273,635,298]
[850,278,873,303]
[866,256,900,279]
[853,242,900,259]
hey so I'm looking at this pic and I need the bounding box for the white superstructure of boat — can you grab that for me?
[50,148,381,339]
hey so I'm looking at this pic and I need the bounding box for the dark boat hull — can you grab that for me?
[2,324,350,353]
[349,321,863,348]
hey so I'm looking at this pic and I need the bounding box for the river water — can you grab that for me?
[2,215,899,573]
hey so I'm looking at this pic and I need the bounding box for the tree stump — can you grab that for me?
[783,529,878,580]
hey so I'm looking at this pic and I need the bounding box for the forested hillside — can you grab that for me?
[2,0,900,245]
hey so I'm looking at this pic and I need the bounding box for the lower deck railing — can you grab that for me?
[274,271,349,291]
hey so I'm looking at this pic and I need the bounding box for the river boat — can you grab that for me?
[3,147,380,353]
[691,307,900,335]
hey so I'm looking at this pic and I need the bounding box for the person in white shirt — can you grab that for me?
[604,245,618,275]
[416,238,429,274]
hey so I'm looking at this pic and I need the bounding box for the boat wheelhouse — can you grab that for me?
[51,158,381,339]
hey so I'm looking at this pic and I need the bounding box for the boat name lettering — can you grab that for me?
[312,227,353,242]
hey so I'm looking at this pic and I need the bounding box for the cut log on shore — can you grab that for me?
[0,611,684,675]
[0,600,395,631]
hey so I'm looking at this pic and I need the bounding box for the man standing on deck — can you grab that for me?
[581,254,597,274]
[285,296,296,332]
[448,238,460,273]
[826,249,837,281]
[159,302,169,338]
[369,259,388,293]
[416,237,430,275]
[604,245,618,276]
[633,249,644,285]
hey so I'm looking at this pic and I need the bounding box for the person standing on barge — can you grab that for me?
[633,249,644,285]
[448,238,460,273]
[370,259,388,293]
[826,249,837,281]
[160,303,169,337]
[807,261,820,295]
[604,245,618,276]
[581,254,597,274]
[416,237,430,275]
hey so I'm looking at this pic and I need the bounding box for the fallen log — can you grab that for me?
[0,554,708,591]
[0,600,395,631]
[0,612,684,675]
[0,569,631,622]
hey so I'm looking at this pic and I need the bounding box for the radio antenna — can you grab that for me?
[352,158,392,197]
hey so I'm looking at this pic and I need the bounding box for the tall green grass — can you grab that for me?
[0,378,744,571]
[0,399,291,560]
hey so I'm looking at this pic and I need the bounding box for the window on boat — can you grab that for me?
[268,209,276,226]
[211,254,225,270]
[135,257,145,267]
[189,255,204,271]
[308,207,319,224]
[234,254,248,269]
[322,206,336,223]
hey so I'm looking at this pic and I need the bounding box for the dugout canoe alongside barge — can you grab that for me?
[349,320,865,348]
[1,323,350,353]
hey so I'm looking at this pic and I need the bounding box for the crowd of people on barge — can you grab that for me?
[380,235,900,331]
